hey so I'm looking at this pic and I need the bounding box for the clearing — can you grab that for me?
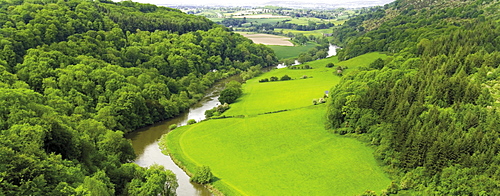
[163,53,391,195]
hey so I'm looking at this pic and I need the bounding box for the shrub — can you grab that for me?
[187,119,197,125]
[216,103,230,113]
[270,76,279,81]
[369,58,384,69]
[259,78,269,83]
[281,75,291,81]
[219,81,242,104]
[326,63,334,68]
[169,124,177,130]
[303,65,311,69]
[190,166,213,184]
[205,109,215,118]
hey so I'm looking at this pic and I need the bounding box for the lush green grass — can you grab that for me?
[164,105,391,195]
[244,18,289,25]
[268,42,318,59]
[225,52,387,116]
[285,18,335,25]
[163,52,391,195]
[275,28,335,37]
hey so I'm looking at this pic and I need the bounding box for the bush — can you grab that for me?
[190,166,213,184]
[219,81,242,104]
[303,65,311,69]
[259,78,269,83]
[270,76,279,81]
[169,124,177,130]
[204,109,215,118]
[326,62,334,68]
[187,119,197,125]
[280,75,291,81]
[216,103,230,113]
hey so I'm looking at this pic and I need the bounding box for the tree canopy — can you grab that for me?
[327,0,500,194]
[0,0,277,195]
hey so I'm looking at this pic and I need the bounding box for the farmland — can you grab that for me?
[162,53,391,195]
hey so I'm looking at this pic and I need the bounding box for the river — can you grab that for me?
[125,44,338,195]
[125,76,241,196]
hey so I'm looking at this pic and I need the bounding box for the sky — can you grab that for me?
[116,0,395,7]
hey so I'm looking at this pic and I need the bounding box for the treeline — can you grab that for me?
[219,18,336,33]
[0,0,277,195]
[327,0,500,194]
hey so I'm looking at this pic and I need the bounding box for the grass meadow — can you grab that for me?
[275,28,335,37]
[268,42,318,59]
[162,52,390,195]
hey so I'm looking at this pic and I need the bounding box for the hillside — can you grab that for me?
[327,0,500,194]
[0,0,276,195]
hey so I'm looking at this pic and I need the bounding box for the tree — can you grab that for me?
[280,75,291,81]
[219,81,242,104]
[190,166,213,184]
[369,58,384,69]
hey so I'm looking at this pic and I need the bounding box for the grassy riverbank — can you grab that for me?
[162,52,391,195]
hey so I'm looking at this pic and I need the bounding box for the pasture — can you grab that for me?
[267,42,318,59]
[163,53,391,195]
[275,28,335,37]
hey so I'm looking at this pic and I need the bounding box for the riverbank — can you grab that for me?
[126,75,242,196]
[162,53,392,195]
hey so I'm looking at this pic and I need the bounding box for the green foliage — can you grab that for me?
[205,103,230,118]
[280,74,292,81]
[163,54,391,195]
[0,0,277,195]
[369,58,384,69]
[187,119,197,125]
[169,124,177,130]
[190,166,213,184]
[327,0,500,194]
[326,62,335,68]
[125,164,178,196]
[219,81,243,104]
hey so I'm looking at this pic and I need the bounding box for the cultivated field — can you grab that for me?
[268,42,318,59]
[163,53,391,195]
[240,33,294,46]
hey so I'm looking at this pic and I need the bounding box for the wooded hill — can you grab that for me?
[328,0,500,194]
[0,0,276,195]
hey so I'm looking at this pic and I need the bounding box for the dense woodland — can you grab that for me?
[0,0,276,195]
[328,0,500,194]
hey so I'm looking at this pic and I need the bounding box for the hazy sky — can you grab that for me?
[116,0,394,7]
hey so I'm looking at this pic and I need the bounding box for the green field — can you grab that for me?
[285,18,338,25]
[275,28,335,37]
[162,53,390,195]
[268,42,318,59]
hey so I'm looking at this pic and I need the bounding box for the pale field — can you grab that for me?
[240,33,294,46]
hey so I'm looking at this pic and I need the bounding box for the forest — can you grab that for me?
[0,0,276,195]
[327,0,500,194]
